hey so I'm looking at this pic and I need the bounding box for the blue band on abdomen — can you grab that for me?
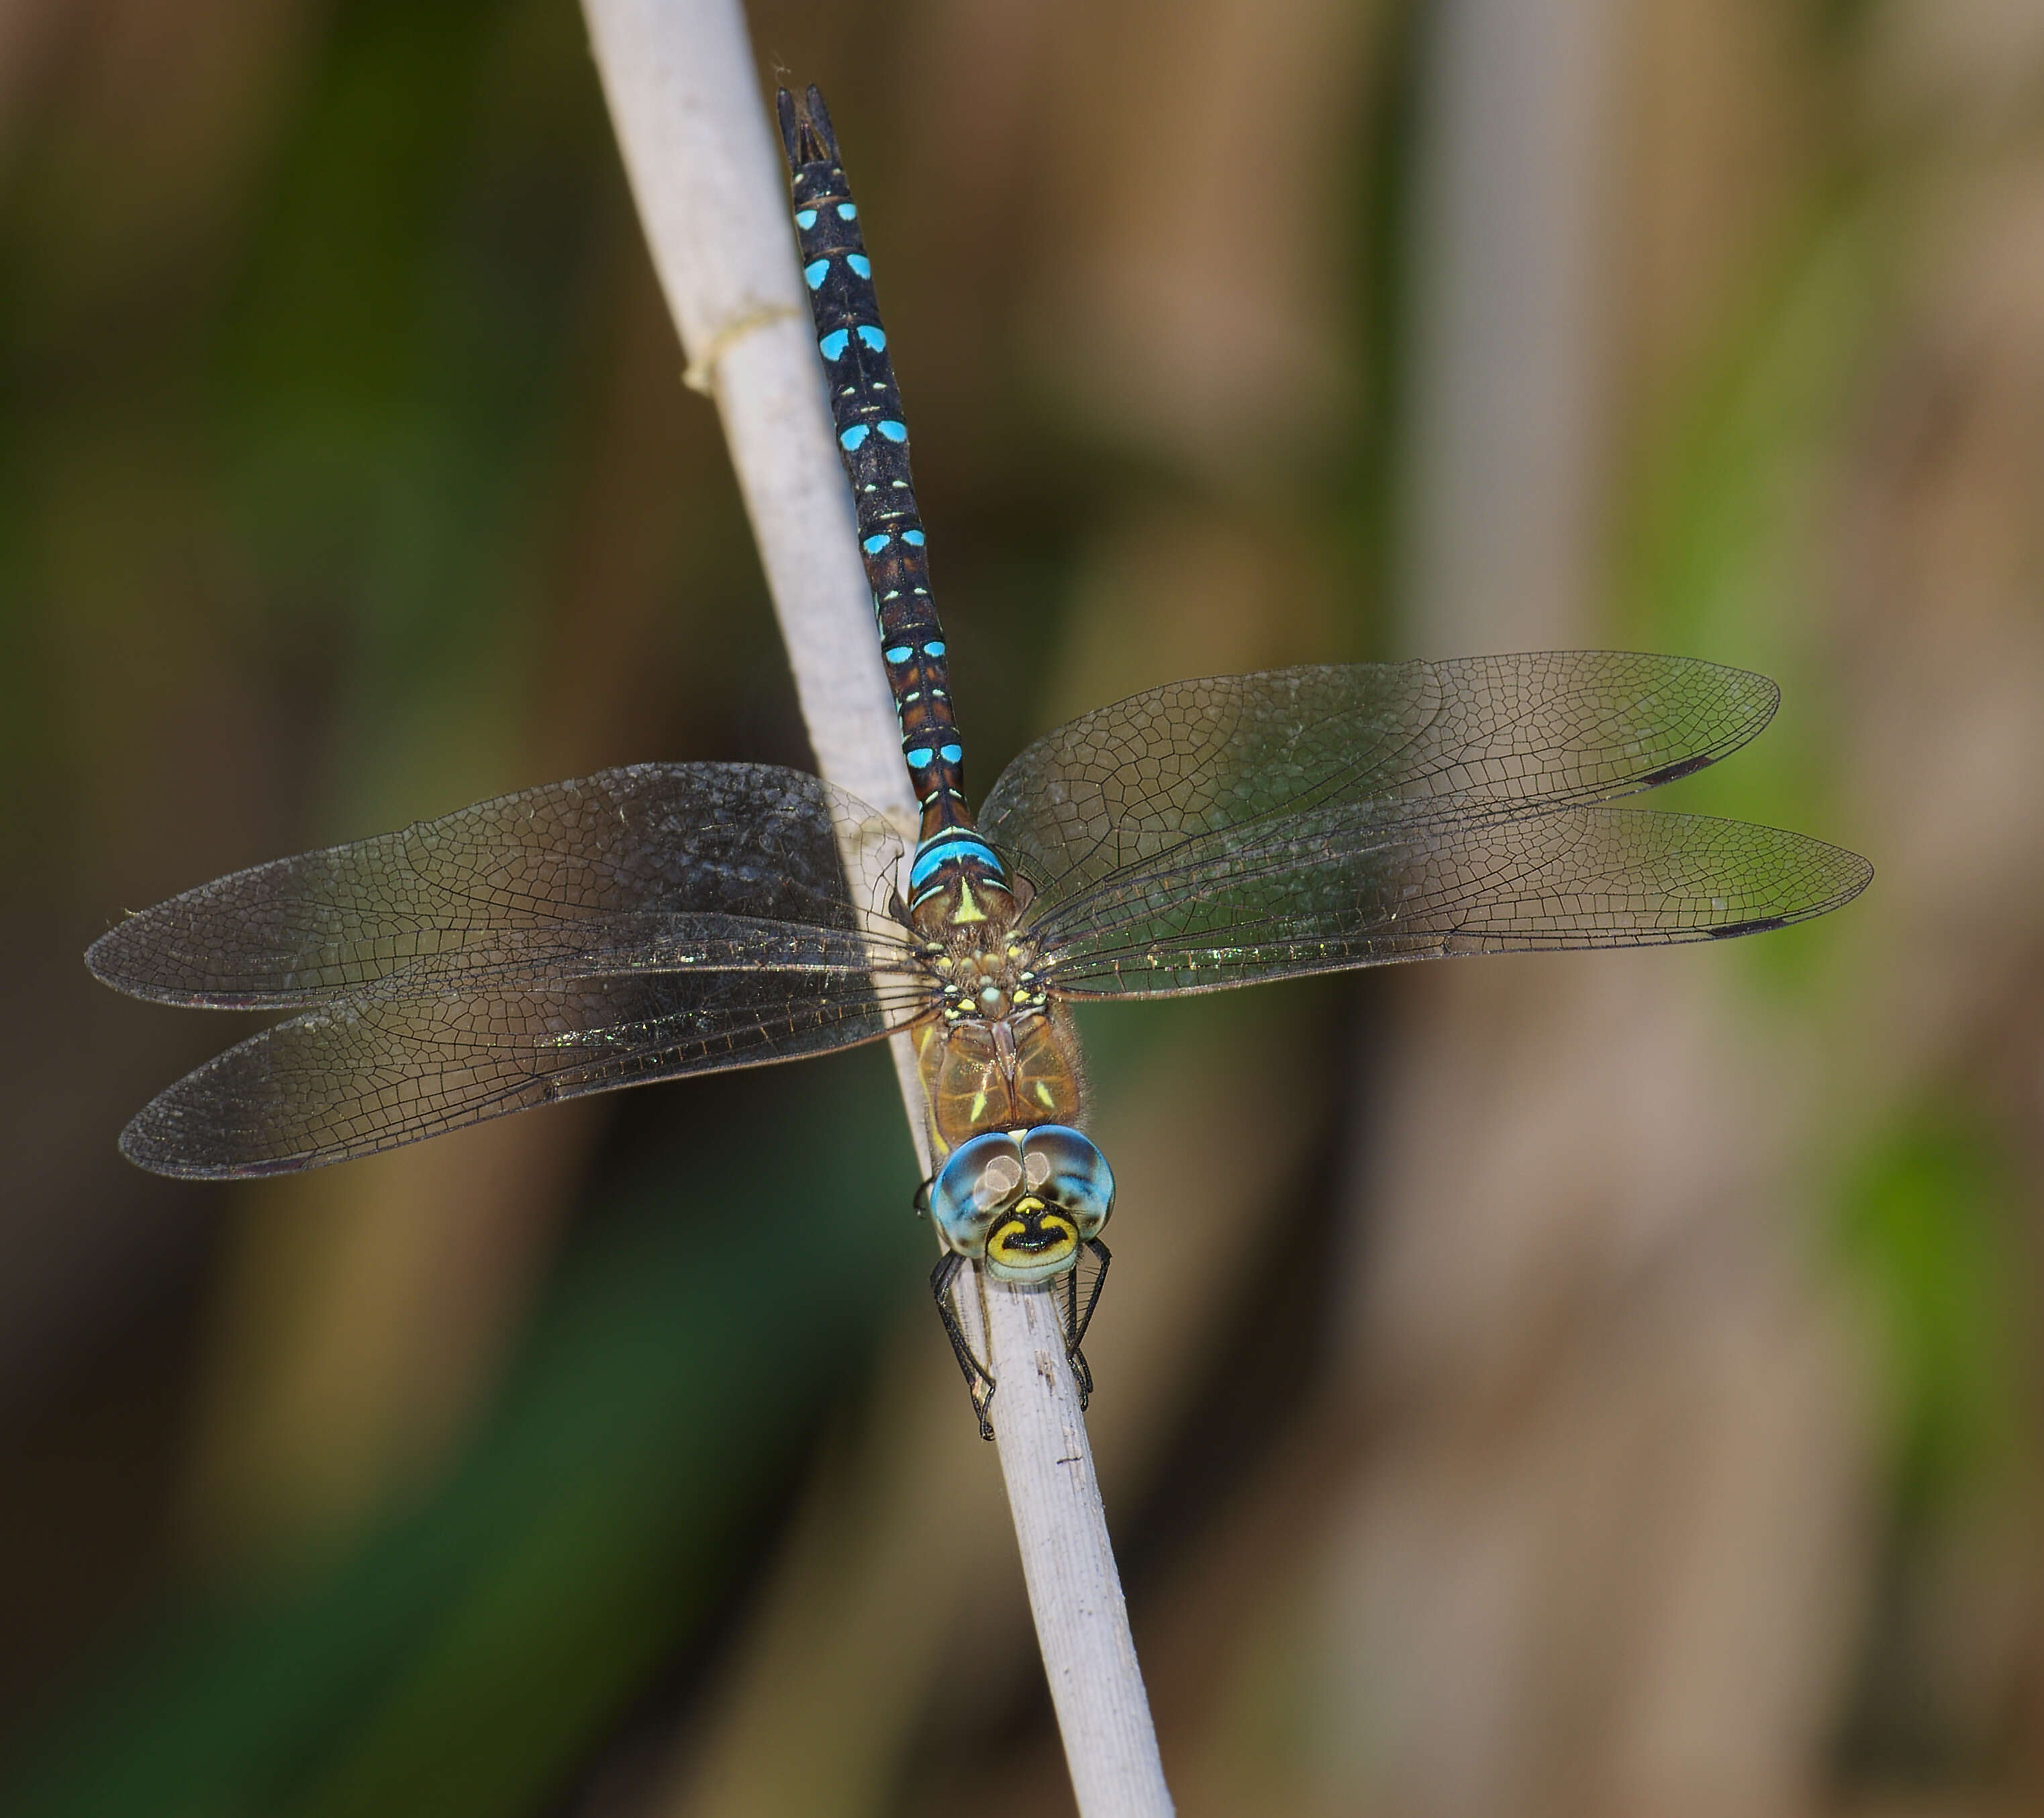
[910,833,1005,892]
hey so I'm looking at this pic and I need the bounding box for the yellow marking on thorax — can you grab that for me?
[951,878,987,924]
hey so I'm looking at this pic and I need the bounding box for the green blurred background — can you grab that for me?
[6,1,2041,1813]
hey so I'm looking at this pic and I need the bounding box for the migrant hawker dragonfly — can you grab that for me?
[86,87,1871,1433]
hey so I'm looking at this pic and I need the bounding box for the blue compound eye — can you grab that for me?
[927,1131,1026,1250]
[1019,1125,1114,1229]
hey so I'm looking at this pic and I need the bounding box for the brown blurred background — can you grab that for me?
[5,1,2041,1813]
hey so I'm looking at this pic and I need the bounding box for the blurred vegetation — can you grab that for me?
[7,1056,924,1818]
[5,1,2043,1815]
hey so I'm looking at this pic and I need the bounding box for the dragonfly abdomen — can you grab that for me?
[779,85,1014,935]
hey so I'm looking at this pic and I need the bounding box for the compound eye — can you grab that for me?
[977,1151,1023,1204]
[926,1131,1028,1253]
[1018,1125,1115,1231]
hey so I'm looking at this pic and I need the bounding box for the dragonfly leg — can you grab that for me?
[930,1253,997,1440]
[1060,1238,1111,1410]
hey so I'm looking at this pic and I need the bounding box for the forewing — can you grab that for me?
[87,763,908,1006]
[1033,804,1872,997]
[91,763,925,1177]
[980,654,1778,906]
[119,916,934,1177]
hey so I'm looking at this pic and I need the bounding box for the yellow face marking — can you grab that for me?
[987,1210,1079,1272]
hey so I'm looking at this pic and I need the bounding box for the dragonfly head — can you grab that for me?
[926,1125,1114,1284]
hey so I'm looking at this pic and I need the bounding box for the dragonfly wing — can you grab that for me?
[980,655,1778,906]
[87,763,907,1006]
[1032,804,1872,997]
[119,924,934,1177]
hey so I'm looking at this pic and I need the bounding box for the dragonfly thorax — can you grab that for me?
[930,937,1047,1025]
[913,923,1085,1153]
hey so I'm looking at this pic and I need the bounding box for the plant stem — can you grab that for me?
[579,3,1171,1811]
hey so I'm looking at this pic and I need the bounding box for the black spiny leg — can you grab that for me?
[1061,1239,1112,1410]
[931,1253,997,1440]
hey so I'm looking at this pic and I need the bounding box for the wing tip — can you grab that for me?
[118,1057,320,1180]
[1635,659,1781,788]
[1711,843,1873,939]
[117,1108,215,1180]
[85,919,263,1008]
[85,910,226,1006]
[119,1108,315,1182]
[84,918,138,991]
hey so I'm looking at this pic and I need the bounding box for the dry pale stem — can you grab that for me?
[579,3,1171,1811]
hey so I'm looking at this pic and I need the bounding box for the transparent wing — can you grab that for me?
[87,762,909,1004]
[119,921,933,1178]
[980,654,1780,905]
[89,763,924,1176]
[1031,804,1872,998]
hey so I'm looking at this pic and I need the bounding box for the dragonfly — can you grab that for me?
[86,85,1871,1436]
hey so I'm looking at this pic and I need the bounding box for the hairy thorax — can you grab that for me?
[912,916,1086,1155]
